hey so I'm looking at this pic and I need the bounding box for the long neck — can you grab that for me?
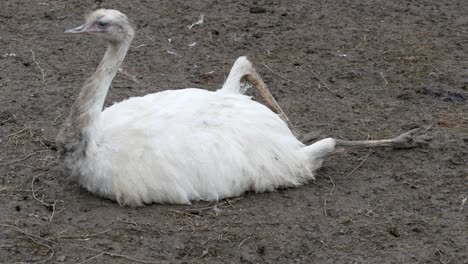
[71,38,132,131]
[57,34,133,158]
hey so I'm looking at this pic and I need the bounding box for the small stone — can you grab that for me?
[57,255,66,262]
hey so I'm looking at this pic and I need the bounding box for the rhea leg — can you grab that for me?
[222,57,299,136]
[334,128,431,150]
[241,72,300,136]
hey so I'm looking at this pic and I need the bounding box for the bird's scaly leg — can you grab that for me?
[241,69,300,137]
[334,128,432,150]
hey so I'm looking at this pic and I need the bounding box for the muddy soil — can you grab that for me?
[1,0,467,263]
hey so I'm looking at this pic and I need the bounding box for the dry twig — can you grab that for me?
[168,209,201,218]
[262,63,306,88]
[344,150,372,178]
[322,173,337,216]
[238,235,252,248]
[30,49,46,82]
[7,126,28,138]
[77,252,104,264]
[324,174,336,196]
[52,114,62,124]
[309,69,342,97]
[31,172,60,222]
[169,198,241,217]
[323,199,329,217]
[0,150,48,167]
[185,198,241,213]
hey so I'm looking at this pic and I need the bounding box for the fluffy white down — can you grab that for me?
[75,87,336,206]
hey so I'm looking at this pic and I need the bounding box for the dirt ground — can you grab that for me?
[1,0,467,263]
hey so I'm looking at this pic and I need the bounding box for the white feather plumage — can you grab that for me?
[77,78,336,205]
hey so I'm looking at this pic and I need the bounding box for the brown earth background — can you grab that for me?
[0,0,467,263]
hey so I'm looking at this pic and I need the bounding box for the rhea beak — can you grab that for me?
[65,24,87,34]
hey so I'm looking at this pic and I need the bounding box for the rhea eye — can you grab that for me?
[97,21,109,29]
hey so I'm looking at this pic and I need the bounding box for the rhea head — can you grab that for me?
[65,9,134,43]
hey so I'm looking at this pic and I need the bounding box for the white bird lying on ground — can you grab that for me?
[57,9,429,206]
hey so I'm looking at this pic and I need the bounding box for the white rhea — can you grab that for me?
[57,9,429,206]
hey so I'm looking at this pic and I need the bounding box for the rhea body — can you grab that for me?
[58,10,428,206]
